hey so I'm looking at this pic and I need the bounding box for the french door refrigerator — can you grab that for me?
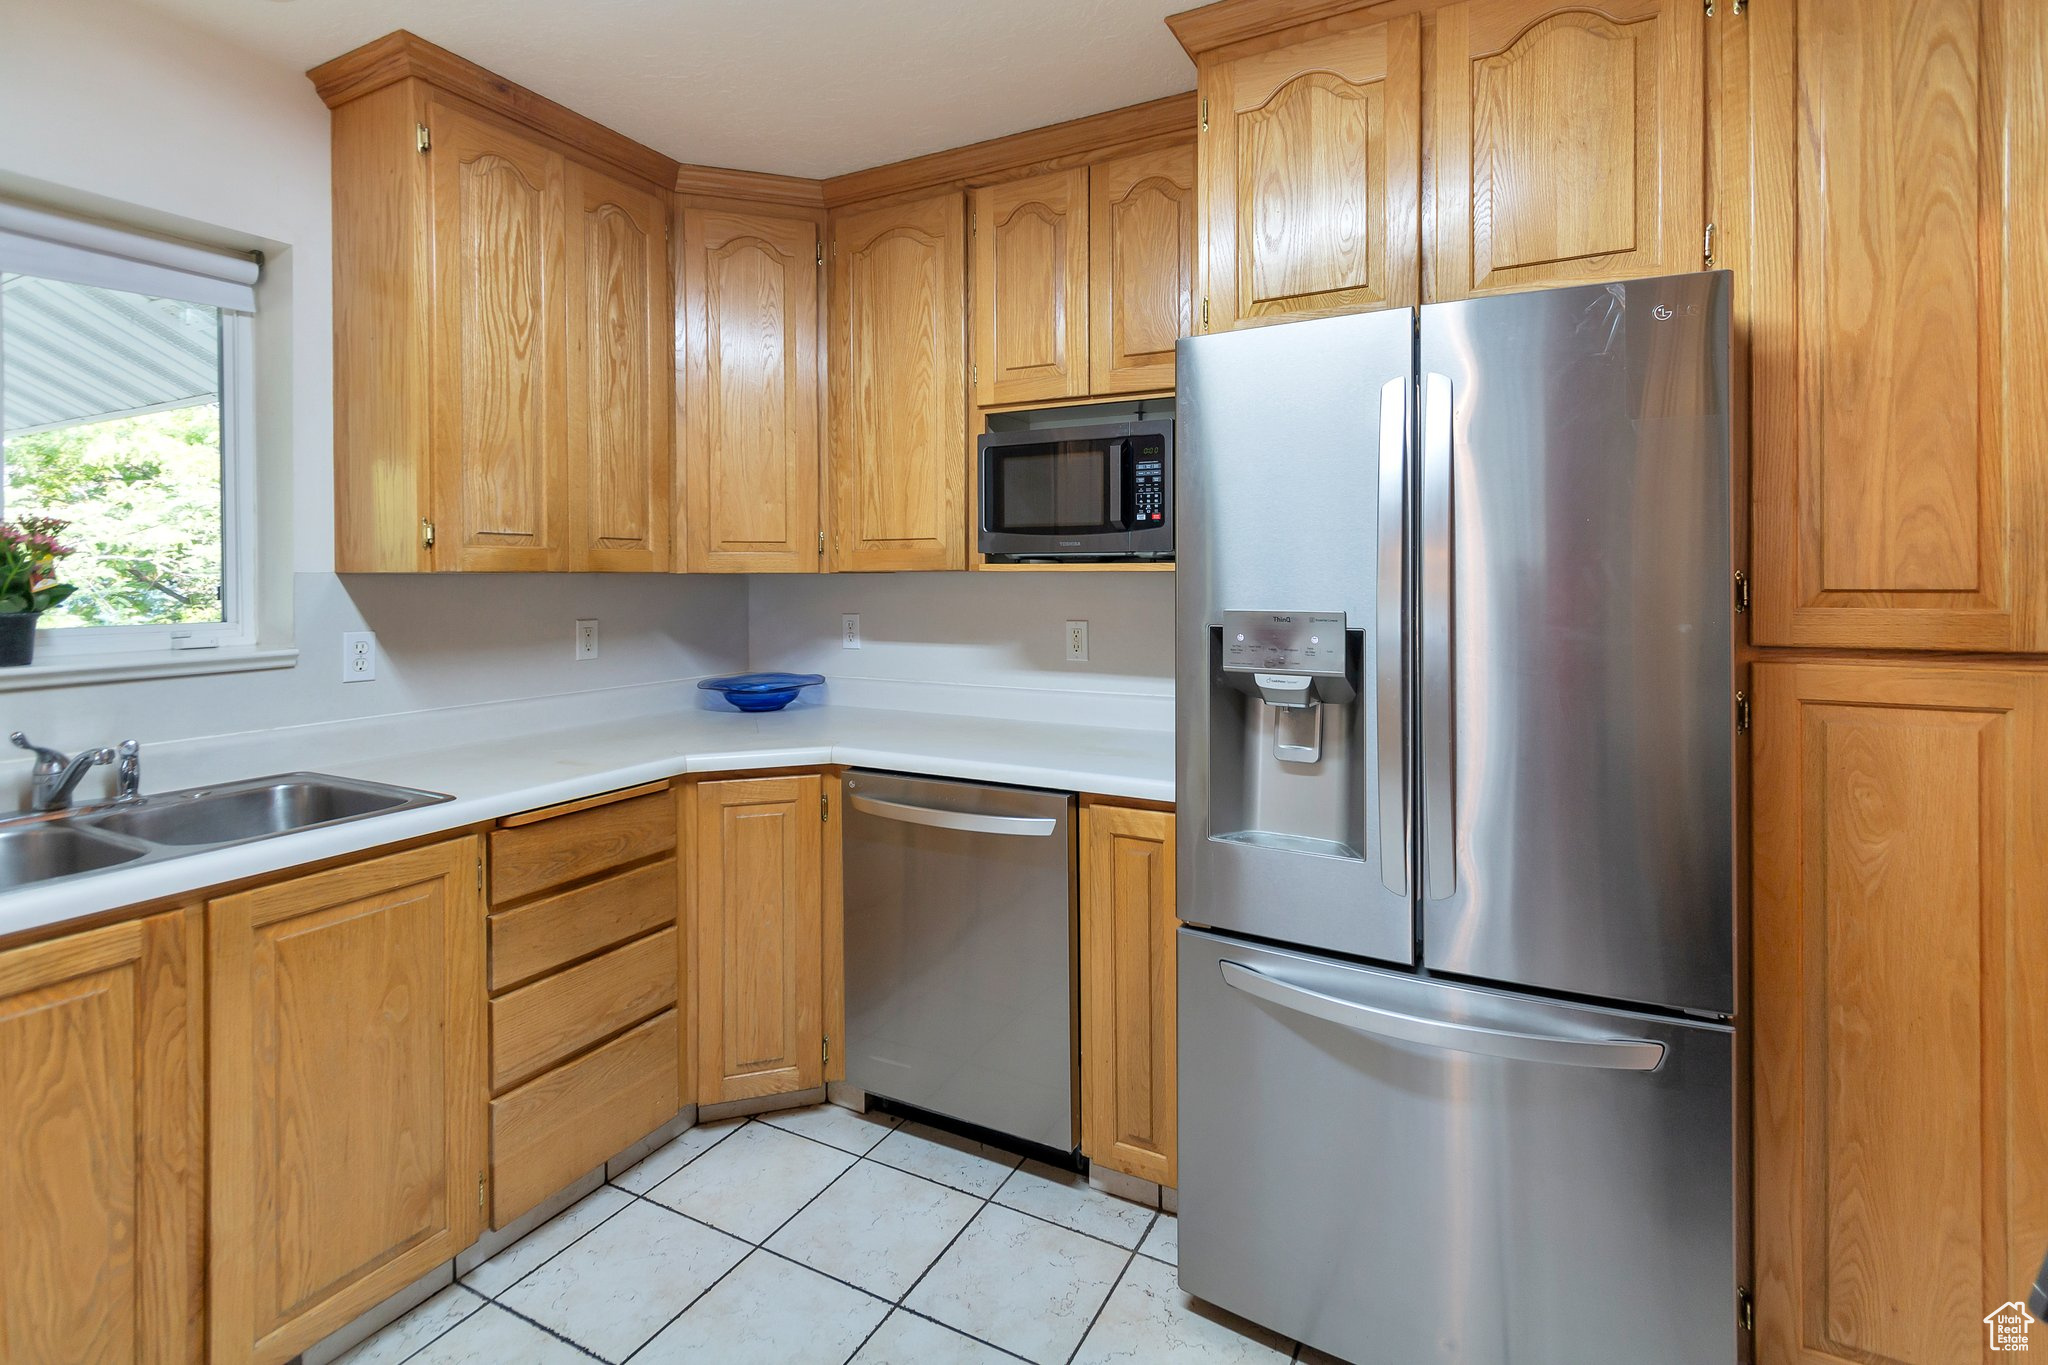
[1173,272,1738,1365]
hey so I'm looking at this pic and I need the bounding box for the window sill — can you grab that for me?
[0,644,298,691]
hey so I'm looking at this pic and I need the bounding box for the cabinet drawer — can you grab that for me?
[490,859,677,991]
[491,1009,680,1228]
[491,927,677,1090]
[490,786,676,905]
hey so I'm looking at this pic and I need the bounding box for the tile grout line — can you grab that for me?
[1063,1237,1144,1365]
[374,1282,490,1365]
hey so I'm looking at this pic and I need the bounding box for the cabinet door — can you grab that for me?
[1426,0,1704,300]
[828,192,968,571]
[681,207,824,573]
[209,839,486,1365]
[1748,0,2048,651]
[0,912,201,1365]
[1089,143,1195,395]
[1753,663,2048,1365]
[566,160,672,572]
[1199,11,1422,329]
[428,99,572,570]
[972,168,1090,406]
[689,775,824,1102]
[1080,802,1177,1187]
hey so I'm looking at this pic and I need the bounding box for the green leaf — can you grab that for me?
[31,584,75,611]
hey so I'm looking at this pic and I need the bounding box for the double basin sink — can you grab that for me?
[0,773,453,893]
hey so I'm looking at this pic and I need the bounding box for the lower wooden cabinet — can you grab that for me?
[207,838,487,1365]
[0,910,203,1365]
[688,774,828,1103]
[1753,662,2048,1365]
[1079,800,1177,1186]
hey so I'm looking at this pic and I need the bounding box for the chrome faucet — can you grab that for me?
[10,732,116,812]
[115,739,142,801]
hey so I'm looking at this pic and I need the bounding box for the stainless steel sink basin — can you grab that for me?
[0,772,452,893]
[82,775,430,846]
[0,824,149,891]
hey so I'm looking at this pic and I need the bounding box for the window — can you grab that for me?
[0,201,258,656]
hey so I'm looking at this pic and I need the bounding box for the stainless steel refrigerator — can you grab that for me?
[1173,272,1739,1365]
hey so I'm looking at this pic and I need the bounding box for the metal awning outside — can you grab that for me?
[1,272,219,437]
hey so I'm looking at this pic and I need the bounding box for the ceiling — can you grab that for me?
[128,0,1199,180]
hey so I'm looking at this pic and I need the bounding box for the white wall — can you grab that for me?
[0,0,747,756]
[748,572,1175,729]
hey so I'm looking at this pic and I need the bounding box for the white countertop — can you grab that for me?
[0,702,1174,943]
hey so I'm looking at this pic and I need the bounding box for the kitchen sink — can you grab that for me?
[81,775,430,846]
[0,773,452,893]
[0,824,149,892]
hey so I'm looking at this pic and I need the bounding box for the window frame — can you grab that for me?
[0,201,262,659]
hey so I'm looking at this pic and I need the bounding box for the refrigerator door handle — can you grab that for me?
[1419,371,1456,900]
[1218,959,1667,1071]
[847,794,1058,837]
[1375,376,1411,897]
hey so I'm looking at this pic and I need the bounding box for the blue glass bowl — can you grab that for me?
[697,672,825,713]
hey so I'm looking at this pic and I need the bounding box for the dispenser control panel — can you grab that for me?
[1221,612,1349,676]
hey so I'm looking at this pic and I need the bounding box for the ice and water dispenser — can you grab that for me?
[1206,610,1366,860]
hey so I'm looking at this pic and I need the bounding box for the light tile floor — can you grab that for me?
[339,1104,1330,1365]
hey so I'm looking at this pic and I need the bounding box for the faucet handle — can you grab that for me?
[10,732,66,769]
[115,739,141,800]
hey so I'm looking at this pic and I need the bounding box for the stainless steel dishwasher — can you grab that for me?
[842,770,1077,1151]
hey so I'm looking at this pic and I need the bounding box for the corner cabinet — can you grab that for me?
[315,35,676,573]
[828,192,969,572]
[679,204,826,573]
[1744,0,2048,652]
[1752,662,2048,1365]
[1079,801,1178,1187]
[207,838,486,1365]
[0,911,203,1365]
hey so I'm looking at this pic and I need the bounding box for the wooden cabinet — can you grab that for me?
[1745,0,2048,652]
[315,34,677,573]
[973,168,1091,406]
[208,838,486,1365]
[1752,662,2048,1365]
[828,191,969,572]
[1079,801,1177,1187]
[1425,0,1705,300]
[679,204,825,573]
[1090,143,1196,395]
[487,783,682,1226]
[688,774,826,1102]
[1192,10,1422,329]
[0,911,202,1365]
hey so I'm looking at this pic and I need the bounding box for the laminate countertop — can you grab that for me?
[0,702,1173,943]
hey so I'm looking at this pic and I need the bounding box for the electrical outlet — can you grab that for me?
[842,614,861,650]
[1066,620,1089,662]
[575,619,599,660]
[341,631,377,683]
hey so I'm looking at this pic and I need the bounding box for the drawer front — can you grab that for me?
[491,790,676,905]
[490,859,678,991]
[491,1009,680,1228]
[491,928,678,1090]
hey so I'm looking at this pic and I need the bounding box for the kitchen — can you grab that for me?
[0,1,2037,1363]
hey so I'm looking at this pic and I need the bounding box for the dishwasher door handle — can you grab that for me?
[849,793,1059,837]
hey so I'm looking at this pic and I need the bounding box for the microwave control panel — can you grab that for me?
[1132,440,1167,524]
[1221,611,1350,677]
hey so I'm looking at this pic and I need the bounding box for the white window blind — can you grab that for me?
[0,200,258,313]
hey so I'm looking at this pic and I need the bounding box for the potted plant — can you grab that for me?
[0,516,77,666]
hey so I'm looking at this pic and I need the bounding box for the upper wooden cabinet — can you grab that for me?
[1426,0,1705,300]
[1746,0,2048,652]
[1091,143,1197,394]
[0,911,202,1365]
[687,774,826,1103]
[828,191,969,572]
[207,838,485,1365]
[1191,10,1422,328]
[973,169,1091,406]
[679,204,825,573]
[1079,801,1179,1187]
[1752,661,2048,1365]
[314,34,678,573]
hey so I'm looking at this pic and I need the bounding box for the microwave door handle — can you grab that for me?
[1107,439,1127,528]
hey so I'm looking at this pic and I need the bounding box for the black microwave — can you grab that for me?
[976,419,1174,563]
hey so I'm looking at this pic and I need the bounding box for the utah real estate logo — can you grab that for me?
[1987,1301,2035,1351]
